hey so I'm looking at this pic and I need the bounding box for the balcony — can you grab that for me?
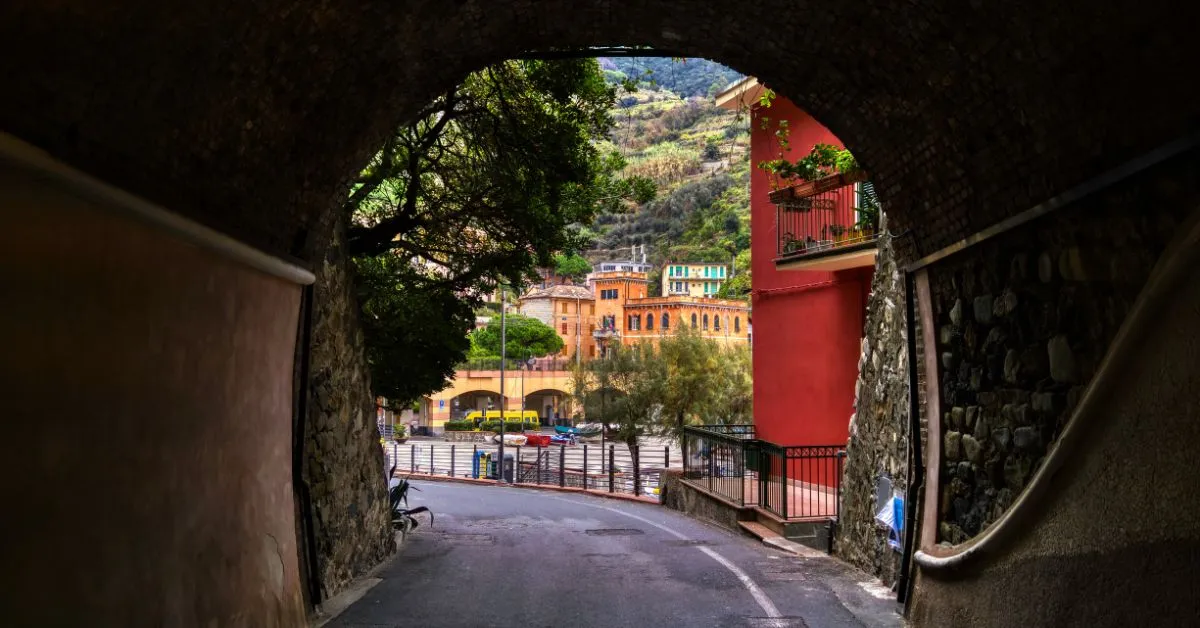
[769,171,879,271]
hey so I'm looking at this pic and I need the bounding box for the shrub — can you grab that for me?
[443,420,472,431]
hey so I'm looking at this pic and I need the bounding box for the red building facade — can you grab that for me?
[718,79,874,446]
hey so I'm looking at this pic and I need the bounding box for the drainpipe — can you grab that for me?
[896,270,924,609]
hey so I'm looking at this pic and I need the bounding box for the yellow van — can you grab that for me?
[464,410,484,427]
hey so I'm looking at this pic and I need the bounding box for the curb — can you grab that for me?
[395,472,660,505]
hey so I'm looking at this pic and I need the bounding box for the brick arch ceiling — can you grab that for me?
[1,1,1195,262]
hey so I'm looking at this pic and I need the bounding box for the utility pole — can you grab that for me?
[498,290,506,482]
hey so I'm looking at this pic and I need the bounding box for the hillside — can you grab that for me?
[583,58,752,296]
[600,57,742,98]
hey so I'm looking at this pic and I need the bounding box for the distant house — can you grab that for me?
[662,262,728,298]
[517,284,596,359]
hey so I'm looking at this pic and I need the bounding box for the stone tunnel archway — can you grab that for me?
[1,1,1195,265]
[4,2,1200,626]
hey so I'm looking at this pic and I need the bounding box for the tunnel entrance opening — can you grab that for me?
[4,3,1199,627]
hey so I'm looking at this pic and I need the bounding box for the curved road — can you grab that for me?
[328,481,901,628]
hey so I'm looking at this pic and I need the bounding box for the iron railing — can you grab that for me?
[771,173,879,261]
[682,426,757,506]
[383,441,674,500]
[681,426,845,522]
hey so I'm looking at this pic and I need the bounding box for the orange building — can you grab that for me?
[590,270,749,355]
[620,296,750,347]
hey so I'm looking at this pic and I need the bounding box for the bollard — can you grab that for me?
[582,445,588,490]
[429,445,435,476]
[411,444,416,474]
[515,446,521,484]
[451,444,456,478]
[559,445,566,487]
[633,444,641,496]
[664,445,669,469]
[536,445,542,485]
[608,445,615,493]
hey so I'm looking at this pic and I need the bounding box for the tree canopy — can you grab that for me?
[553,253,592,281]
[470,313,565,360]
[347,58,652,404]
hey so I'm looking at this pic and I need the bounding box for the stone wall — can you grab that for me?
[838,215,910,585]
[303,216,394,600]
[928,155,1194,545]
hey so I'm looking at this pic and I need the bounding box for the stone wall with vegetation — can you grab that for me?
[839,215,910,585]
[304,217,394,599]
[928,158,1194,545]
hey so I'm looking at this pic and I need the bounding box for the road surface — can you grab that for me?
[328,481,901,628]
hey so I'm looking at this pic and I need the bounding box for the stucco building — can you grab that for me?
[717,77,875,447]
[662,262,729,298]
[517,284,596,359]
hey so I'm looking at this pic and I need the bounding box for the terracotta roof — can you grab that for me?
[521,284,593,301]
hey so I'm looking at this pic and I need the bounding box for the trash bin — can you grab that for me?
[502,454,515,483]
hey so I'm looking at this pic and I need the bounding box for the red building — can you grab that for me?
[717,78,876,446]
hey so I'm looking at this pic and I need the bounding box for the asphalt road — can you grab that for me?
[328,481,901,628]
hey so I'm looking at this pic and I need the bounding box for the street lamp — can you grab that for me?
[498,290,507,481]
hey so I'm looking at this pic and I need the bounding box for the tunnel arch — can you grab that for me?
[2,1,1195,263]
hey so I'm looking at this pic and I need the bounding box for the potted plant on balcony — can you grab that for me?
[829,224,848,244]
[393,425,408,444]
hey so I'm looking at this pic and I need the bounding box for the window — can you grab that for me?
[589,304,595,315]
[714,315,721,331]
[561,323,567,334]
[735,317,741,333]
[645,313,654,331]
[589,323,595,333]
[600,289,620,300]
[721,267,726,277]
[691,313,697,327]
[633,314,641,331]
[662,313,670,329]
[561,302,569,313]
[704,266,709,277]
[589,345,596,357]
[703,314,709,330]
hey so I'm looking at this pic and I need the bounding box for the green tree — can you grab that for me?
[589,342,666,491]
[470,313,565,359]
[658,326,721,441]
[553,253,592,281]
[345,58,651,403]
[717,248,751,300]
[704,343,753,424]
[354,253,474,404]
[566,361,594,422]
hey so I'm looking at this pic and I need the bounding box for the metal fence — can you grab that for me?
[681,425,758,506]
[681,426,845,521]
[384,441,674,500]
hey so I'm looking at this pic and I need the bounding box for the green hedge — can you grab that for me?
[444,420,473,431]
[480,420,540,433]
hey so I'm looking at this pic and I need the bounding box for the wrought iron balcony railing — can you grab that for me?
[769,171,880,263]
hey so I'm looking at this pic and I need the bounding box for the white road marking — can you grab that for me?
[545,494,782,619]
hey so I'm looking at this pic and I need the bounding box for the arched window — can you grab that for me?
[645,313,654,331]
[734,316,741,333]
[691,313,698,328]
[714,315,721,331]
[702,314,709,330]
[662,313,670,329]
[634,314,641,331]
